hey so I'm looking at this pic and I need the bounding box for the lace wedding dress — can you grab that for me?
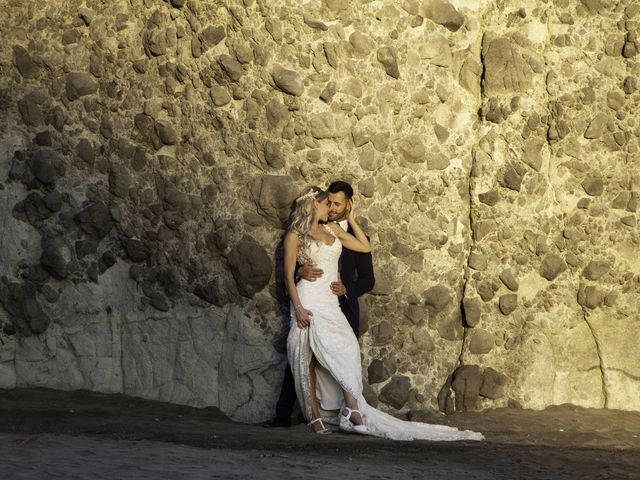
[287,227,484,441]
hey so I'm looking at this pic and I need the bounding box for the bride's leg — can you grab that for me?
[308,356,324,431]
[342,389,364,425]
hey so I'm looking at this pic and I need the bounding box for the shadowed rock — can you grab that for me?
[250,175,298,227]
[421,0,465,31]
[13,45,37,77]
[452,365,482,411]
[379,375,410,409]
[66,72,98,100]
[227,236,272,297]
[539,254,567,281]
[376,46,400,78]
[271,66,304,96]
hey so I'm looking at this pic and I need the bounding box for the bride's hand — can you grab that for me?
[295,306,312,328]
[346,199,354,222]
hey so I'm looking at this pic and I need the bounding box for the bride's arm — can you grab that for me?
[327,209,371,253]
[284,231,312,328]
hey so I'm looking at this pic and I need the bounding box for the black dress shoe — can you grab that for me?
[262,417,292,428]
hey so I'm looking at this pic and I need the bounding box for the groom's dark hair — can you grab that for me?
[327,180,353,199]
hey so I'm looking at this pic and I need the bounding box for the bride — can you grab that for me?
[284,186,483,441]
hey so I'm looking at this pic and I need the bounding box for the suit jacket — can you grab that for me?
[338,224,375,337]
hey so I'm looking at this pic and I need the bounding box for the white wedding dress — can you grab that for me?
[287,228,484,441]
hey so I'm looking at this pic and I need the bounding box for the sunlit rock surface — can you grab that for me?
[0,0,638,421]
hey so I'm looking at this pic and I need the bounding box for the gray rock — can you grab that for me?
[582,175,604,196]
[498,294,518,315]
[578,284,605,309]
[424,285,452,313]
[218,54,244,82]
[18,95,44,126]
[452,365,482,411]
[272,66,304,96]
[522,138,543,171]
[376,46,400,79]
[478,190,500,206]
[427,152,450,170]
[76,138,94,164]
[200,25,225,49]
[422,0,465,32]
[13,45,37,77]
[150,291,170,311]
[109,165,132,198]
[227,236,272,297]
[40,237,74,280]
[31,150,57,184]
[582,260,610,280]
[309,113,335,139]
[370,321,394,345]
[379,375,411,409]
[210,86,231,107]
[584,113,612,139]
[468,252,488,270]
[368,357,396,384]
[66,72,98,100]
[264,141,284,169]
[499,269,519,291]
[481,34,534,95]
[539,254,567,281]
[155,120,177,145]
[124,238,150,262]
[500,163,526,191]
[468,328,494,354]
[623,76,638,94]
[320,81,337,103]
[397,134,426,163]
[463,298,481,327]
[75,202,113,239]
[250,175,298,227]
[265,99,290,131]
[480,367,507,399]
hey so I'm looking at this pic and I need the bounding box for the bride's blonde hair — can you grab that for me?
[288,186,328,260]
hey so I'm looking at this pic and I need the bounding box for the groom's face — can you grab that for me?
[328,192,349,222]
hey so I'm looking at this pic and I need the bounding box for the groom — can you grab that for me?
[266,180,375,427]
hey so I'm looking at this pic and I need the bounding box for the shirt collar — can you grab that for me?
[339,219,348,230]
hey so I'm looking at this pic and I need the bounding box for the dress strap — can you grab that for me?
[322,223,338,238]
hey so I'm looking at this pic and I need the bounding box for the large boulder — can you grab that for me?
[227,236,272,297]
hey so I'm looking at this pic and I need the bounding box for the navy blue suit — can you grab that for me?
[275,226,375,421]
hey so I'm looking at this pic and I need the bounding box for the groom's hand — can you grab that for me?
[330,281,347,297]
[299,262,324,281]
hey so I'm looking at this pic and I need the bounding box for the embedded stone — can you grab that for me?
[271,66,304,96]
[210,86,231,106]
[422,0,465,32]
[500,163,526,191]
[582,260,610,280]
[582,175,604,196]
[499,269,519,291]
[18,95,44,126]
[124,238,150,262]
[468,252,488,270]
[463,298,481,327]
[451,365,481,411]
[155,120,177,145]
[320,81,336,103]
[480,367,507,399]
[66,72,98,100]
[522,138,543,171]
[13,45,37,78]
[468,328,494,354]
[423,285,452,313]
[109,165,132,198]
[368,358,396,384]
[31,150,56,184]
[427,152,450,170]
[309,113,335,139]
[370,321,394,345]
[479,190,500,206]
[584,113,612,139]
[218,54,244,82]
[481,34,534,95]
[498,294,518,315]
[227,236,272,297]
[539,253,567,281]
[376,46,400,79]
[76,138,94,164]
[397,134,426,163]
[40,237,74,280]
[578,284,605,309]
[379,375,410,409]
[200,25,225,49]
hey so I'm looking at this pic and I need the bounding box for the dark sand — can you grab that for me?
[1,388,639,479]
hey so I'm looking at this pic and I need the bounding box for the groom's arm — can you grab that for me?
[344,251,375,300]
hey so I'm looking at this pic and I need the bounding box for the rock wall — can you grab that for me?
[0,0,638,422]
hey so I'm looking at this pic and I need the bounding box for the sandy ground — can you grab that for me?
[1,388,639,480]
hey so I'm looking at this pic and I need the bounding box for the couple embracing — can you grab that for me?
[271,180,483,441]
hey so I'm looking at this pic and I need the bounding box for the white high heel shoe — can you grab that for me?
[339,407,369,434]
